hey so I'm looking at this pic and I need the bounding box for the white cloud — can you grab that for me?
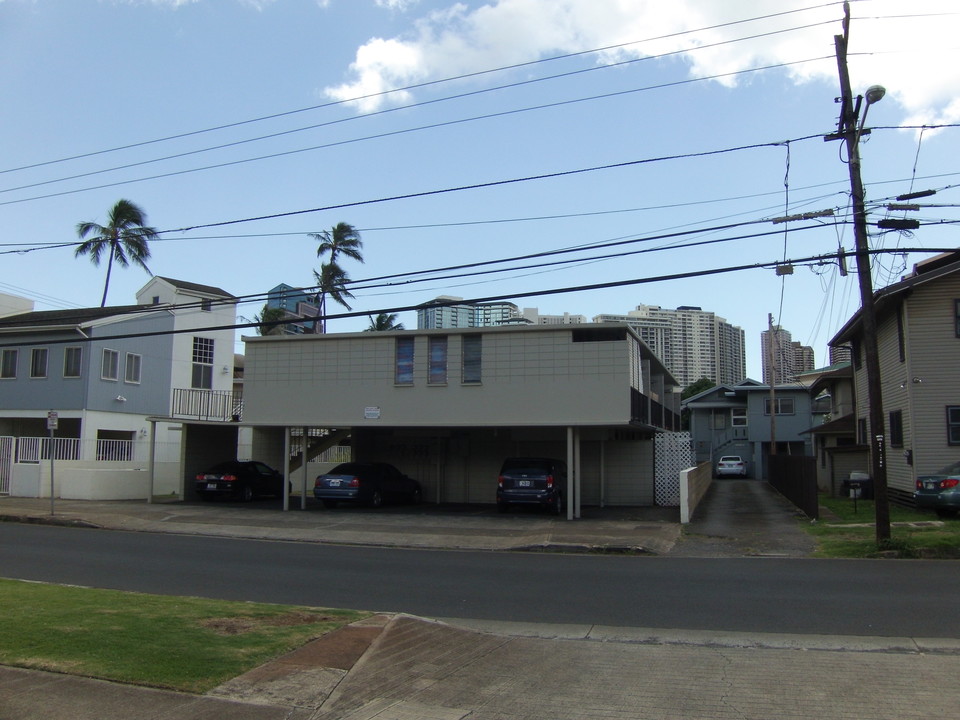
[376,0,420,10]
[324,0,960,124]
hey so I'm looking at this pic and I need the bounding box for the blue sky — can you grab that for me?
[2,0,959,381]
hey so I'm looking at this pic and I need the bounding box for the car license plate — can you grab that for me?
[206,483,217,490]
[925,482,938,489]
[329,479,341,487]
[518,480,531,487]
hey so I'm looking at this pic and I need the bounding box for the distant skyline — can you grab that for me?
[2,0,959,380]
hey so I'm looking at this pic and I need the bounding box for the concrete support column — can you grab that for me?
[301,426,308,510]
[283,427,290,512]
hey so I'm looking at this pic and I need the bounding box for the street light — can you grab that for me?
[855,85,886,142]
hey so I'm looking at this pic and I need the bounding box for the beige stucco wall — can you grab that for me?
[243,328,635,428]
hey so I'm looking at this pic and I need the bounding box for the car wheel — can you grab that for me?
[935,508,958,519]
[240,484,254,502]
[322,499,338,509]
[552,494,563,516]
[369,490,383,508]
[410,487,422,505]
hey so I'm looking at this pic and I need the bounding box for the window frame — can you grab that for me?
[764,397,796,415]
[889,409,903,447]
[461,335,482,384]
[101,348,119,381]
[191,337,214,390]
[428,336,448,385]
[955,300,960,338]
[30,347,48,379]
[395,336,414,385]
[731,407,748,427]
[124,352,142,384]
[948,406,960,445]
[0,348,18,379]
[63,346,82,378]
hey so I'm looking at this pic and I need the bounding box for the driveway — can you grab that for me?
[668,478,817,557]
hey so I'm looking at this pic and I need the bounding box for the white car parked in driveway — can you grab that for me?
[716,456,747,478]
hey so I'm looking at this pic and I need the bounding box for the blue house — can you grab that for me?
[683,379,818,478]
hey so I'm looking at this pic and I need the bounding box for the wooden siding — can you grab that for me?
[903,276,960,476]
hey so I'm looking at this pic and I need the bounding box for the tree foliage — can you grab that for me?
[75,199,157,306]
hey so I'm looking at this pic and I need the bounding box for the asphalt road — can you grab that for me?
[1,523,958,638]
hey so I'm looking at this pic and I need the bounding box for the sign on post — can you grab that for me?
[47,411,57,514]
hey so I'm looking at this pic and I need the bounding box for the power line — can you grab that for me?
[1,246,949,349]
[0,56,835,207]
[0,1,844,177]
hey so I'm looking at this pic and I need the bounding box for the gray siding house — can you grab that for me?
[829,251,960,504]
[683,379,817,479]
[241,323,685,516]
[0,277,237,500]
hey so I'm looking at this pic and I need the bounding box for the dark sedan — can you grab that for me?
[314,462,422,509]
[914,460,960,518]
[194,460,286,502]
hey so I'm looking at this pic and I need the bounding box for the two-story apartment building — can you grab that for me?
[829,251,960,504]
[0,277,237,500]
[240,323,685,516]
[683,379,818,479]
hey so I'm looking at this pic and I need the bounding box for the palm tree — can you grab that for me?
[254,304,289,336]
[313,262,355,333]
[75,199,158,306]
[310,222,364,267]
[310,222,363,333]
[365,313,404,331]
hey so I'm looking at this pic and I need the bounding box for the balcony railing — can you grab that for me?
[631,388,681,431]
[172,389,243,422]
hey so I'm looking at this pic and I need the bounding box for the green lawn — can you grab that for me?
[808,494,960,558]
[0,578,367,693]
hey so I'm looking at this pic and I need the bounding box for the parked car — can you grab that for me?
[496,457,565,515]
[314,462,422,509]
[194,460,286,502]
[914,460,960,518]
[716,456,747,478]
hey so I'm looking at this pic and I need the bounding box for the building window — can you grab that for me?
[731,408,748,427]
[889,409,903,447]
[30,348,48,378]
[125,353,142,384]
[192,337,214,389]
[462,335,482,384]
[64,347,82,378]
[710,411,727,430]
[428,337,447,385]
[857,418,868,445]
[764,397,795,415]
[948,407,960,445]
[1,349,18,379]
[101,349,119,381]
[395,337,414,385]
[956,300,960,338]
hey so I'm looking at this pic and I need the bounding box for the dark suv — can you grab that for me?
[496,457,566,515]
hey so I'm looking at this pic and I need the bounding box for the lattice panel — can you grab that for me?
[654,431,695,507]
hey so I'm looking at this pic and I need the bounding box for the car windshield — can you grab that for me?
[720,457,742,463]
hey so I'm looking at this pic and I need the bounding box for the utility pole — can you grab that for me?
[831,2,891,543]
[767,314,777,457]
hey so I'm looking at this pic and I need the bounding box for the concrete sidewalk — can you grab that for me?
[0,477,817,557]
[3,613,958,720]
[0,496,688,554]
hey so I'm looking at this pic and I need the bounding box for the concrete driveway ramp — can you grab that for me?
[671,479,816,557]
